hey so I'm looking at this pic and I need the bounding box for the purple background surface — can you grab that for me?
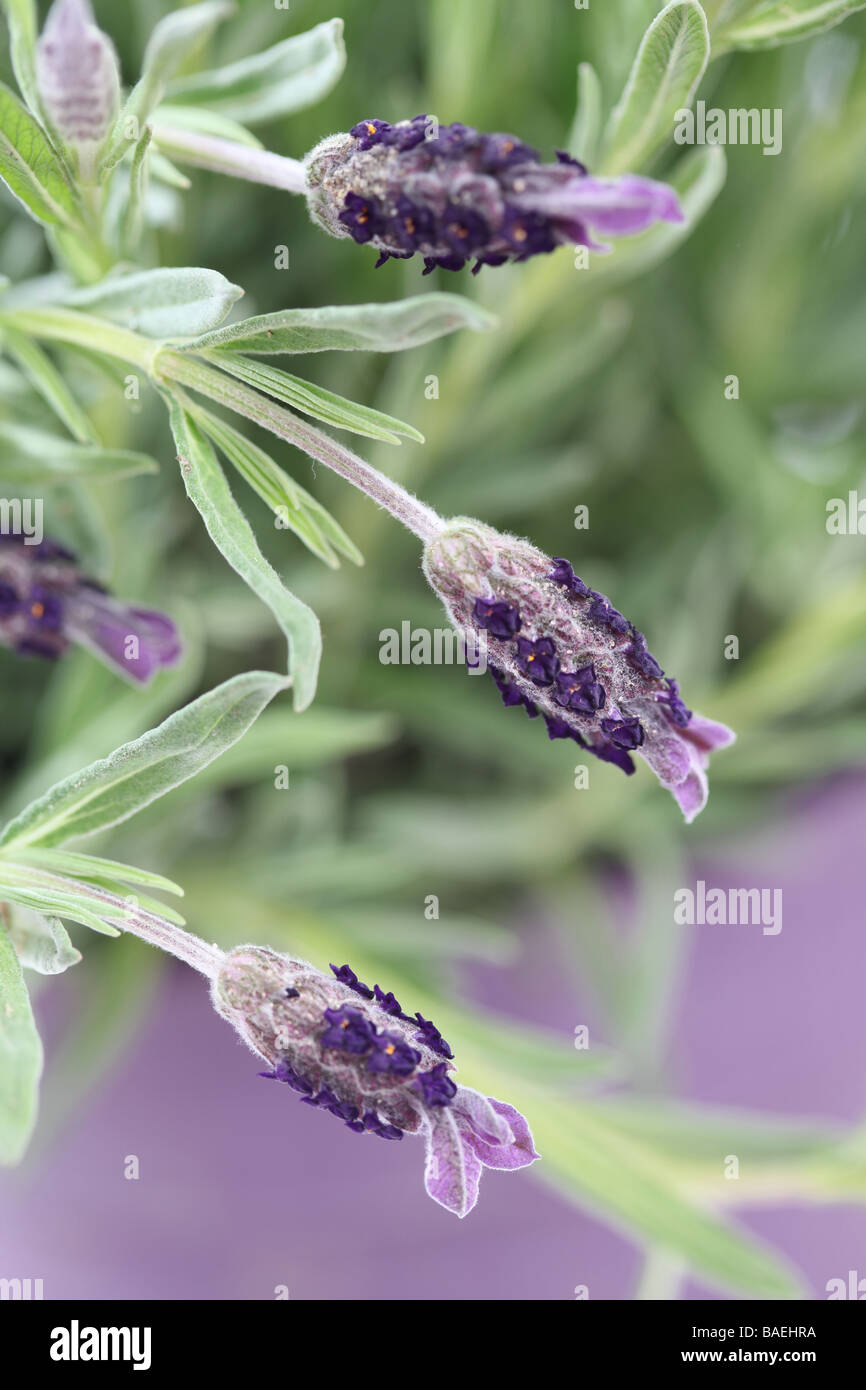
[2,779,865,1301]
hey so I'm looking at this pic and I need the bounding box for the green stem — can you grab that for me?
[0,307,160,372]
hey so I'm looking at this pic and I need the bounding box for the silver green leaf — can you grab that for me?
[0,916,43,1163]
[198,352,424,445]
[0,79,80,226]
[165,18,346,125]
[168,401,322,710]
[715,0,866,49]
[61,267,244,337]
[1,325,98,442]
[5,904,81,974]
[0,420,158,482]
[567,61,603,169]
[151,102,263,149]
[188,400,362,568]
[602,1,711,175]
[178,293,497,356]
[104,0,233,166]
[0,0,43,124]
[0,670,290,849]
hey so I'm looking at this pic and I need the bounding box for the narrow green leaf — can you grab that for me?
[526,1093,803,1297]
[0,670,290,849]
[0,80,81,227]
[61,267,244,338]
[568,62,603,168]
[5,848,184,898]
[1,326,98,442]
[166,18,346,124]
[602,2,711,175]
[5,905,81,974]
[0,0,42,122]
[0,916,43,1163]
[119,123,152,256]
[0,873,121,936]
[168,402,322,710]
[152,103,263,149]
[716,0,866,49]
[178,293,497,356]
[105,0,233,167]
[199,351,424,444]
[189,400,362,568]
[0,419,158,483]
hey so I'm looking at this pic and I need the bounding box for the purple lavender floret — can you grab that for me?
[304,115,683,274]
[0,533,180,682]
[422,518,735,823]
[213,946,539,1217]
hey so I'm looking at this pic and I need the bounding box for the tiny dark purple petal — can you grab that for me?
[515,635,559,686]
[600,716,645,750]
[414,1062,458,1107]
[320,1006,375,1054]
[473,596,521,638]
[440,203,489,256]
[367,1031,421,1075]
[329,963,374,999]
[349,118,391,149]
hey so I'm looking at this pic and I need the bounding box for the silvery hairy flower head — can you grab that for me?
[35,0,120,156]
[423,518,735,822]
[0,534,181,683]
[305,114,683,274]
[212,946,539,1218]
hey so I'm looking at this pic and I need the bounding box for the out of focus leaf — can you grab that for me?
[0,670,290,849]
[165,19,346,124]
[602,2,711,174]
[1,327,98,442]
[105,0,233,165]
[6,904,80,975]
[568,61,603,168]
[715,0,866,51]
[0,420,157,482]
[0,916,43,1163]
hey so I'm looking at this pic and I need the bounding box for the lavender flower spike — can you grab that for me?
[35,0,121,163]
[0,535,181,683]
[423,519,735,822]
[305,116,683,274]
[212,947,539,1218]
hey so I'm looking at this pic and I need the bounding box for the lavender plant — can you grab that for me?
[2,0,866,1293]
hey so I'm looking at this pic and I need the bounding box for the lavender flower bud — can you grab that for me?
[212,946,539,1218]
[0,535,181,683]
[304,116,683,274]
[422,518,735,822]
[35,0,120,155]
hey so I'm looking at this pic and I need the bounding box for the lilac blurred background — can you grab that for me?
[2,776,864,1301]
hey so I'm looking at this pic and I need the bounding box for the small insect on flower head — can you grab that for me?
[211,947,539,1218]
[422,518,735,822]
[304,116,683,274]
[0,535,181,683]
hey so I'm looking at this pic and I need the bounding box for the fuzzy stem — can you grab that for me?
[152,124,308,194]
[157,350,444,543]
[0,863,225,979]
